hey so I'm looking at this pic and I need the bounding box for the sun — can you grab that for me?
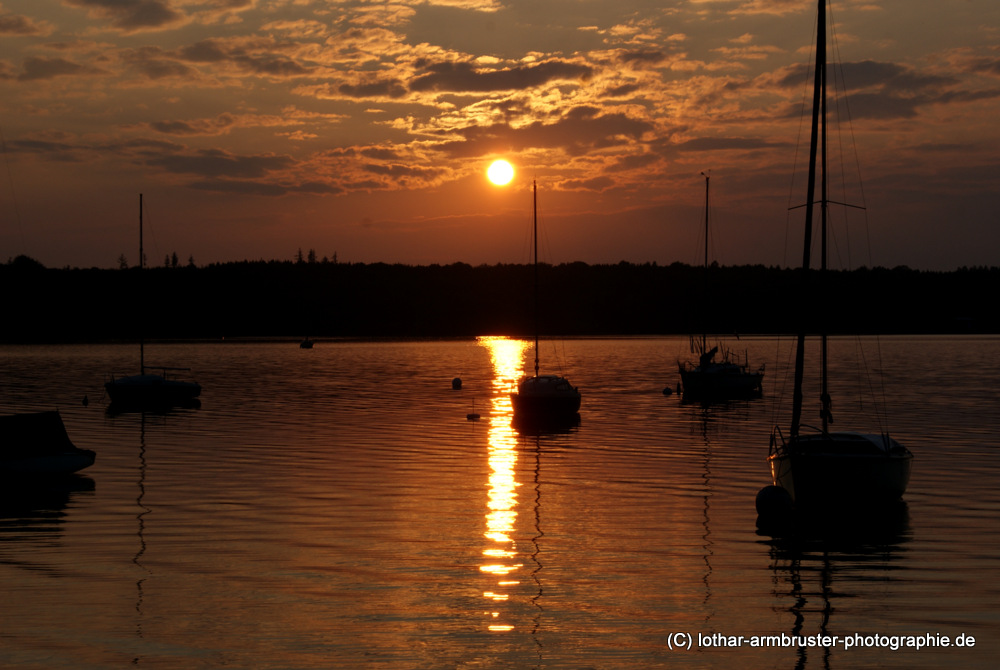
[487,159,514,186]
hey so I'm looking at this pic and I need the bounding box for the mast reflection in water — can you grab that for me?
[478,336,530,633]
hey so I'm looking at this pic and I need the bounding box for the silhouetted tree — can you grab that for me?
[172,252,179,268]
[308,248,316,264]
[118,254,128,270]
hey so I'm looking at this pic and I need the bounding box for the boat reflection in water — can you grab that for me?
[758,502,911,669]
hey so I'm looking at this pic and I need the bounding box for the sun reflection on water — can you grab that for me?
[477,336,530,632]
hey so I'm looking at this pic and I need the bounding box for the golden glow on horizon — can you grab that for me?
[486,159,515,186]
[477,335,530,632]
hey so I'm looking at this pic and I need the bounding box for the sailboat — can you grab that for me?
[510,180,581,425]
[0,411,95,476]
[677,172,764,401]
[105,194,201,410]
[767,0,912,506]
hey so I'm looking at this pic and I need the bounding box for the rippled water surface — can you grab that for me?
[1,336,998,669]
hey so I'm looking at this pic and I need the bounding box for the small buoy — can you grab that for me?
[452,377,462,390]
[662,386,673,396]
[82,395,89,407]
[466,413,480,421]
[755,485,794,517]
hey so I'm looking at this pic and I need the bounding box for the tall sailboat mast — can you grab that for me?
[819,0,832,433]
[790,0,826,440]
[701,172,710,356]
[532,179,539,378]
[139,192,145,374]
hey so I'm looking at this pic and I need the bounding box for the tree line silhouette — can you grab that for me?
[2,254,997,343]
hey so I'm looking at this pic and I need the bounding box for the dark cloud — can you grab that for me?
[178,38,313,77]
[112,137,186,155]
[339,79,407,99]
[146,149,294,178]
[845,86,1000,120]
[188,179,289,196]
[363,163,444,180]
[964,55,1000,77]
[603,83,643,98]
[611,152,660,172]
[560,175,615,191]
[360,148,404,160]
[147,115,236,136]
[772,59,982,120]
[0,11,49,35]
[673,137,783,152]
[436,106,653,158]
[618,49,667,66]
[778,59,955,94]
[409,59,592,93]
[179,40,229,63]
[293,181,343,195]
[187,174,343,197]
[839,60,957,93]
[4,138,81,159]
[65,0,185,32]
[122,46,198,79]
[17,57,106,81]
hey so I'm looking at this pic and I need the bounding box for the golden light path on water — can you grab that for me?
[478,336,530,632]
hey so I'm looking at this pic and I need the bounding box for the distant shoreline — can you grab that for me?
[3,256,997,342]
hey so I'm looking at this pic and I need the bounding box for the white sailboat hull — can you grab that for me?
[0,411,96,477]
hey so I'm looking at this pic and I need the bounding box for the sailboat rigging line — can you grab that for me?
[854,335,890,433]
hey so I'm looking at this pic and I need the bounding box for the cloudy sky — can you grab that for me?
[1,0,997,270]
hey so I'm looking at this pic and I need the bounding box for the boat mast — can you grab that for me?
[139,192,145,375]
[790,0,825,440]
[532,179,539,378]
[819,2,831,433]
[701,172,709,356]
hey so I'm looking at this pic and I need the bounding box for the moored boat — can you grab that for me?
[766,0,912,507]
[105,194,201,411]
[0,411,95,477]
[677,173,763,401]
[510,180,581,427]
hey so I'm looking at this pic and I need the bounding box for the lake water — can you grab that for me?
[1,336,997,669]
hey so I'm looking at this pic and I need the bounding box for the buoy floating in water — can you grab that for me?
[452,377,462,390]
[755,485,793,516]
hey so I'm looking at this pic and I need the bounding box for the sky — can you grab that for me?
[0,0,998,271]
